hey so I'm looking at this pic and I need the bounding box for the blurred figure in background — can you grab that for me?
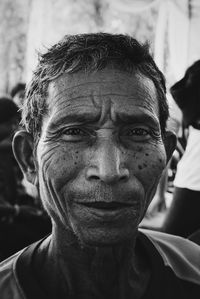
[10,83,26,109]
[163,60,200,238]
[145,93,183,219]
[0,96,51,261]
[0,97,20,214]
[0,96,20,146]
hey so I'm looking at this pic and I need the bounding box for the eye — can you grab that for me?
[126,128,150,136]
[63,128,87,136]
[60,126,93,142]
[121,125,158,142]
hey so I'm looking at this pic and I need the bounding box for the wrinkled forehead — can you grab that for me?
[46,68,160,118]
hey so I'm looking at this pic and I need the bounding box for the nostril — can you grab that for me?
[86,166,130,183]
[120,175,128,182]
[88,174,100,180]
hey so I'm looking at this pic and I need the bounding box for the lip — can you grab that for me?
[73,201,138,221]
[77,201,134,210]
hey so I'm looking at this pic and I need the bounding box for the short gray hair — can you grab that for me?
[22,33,168,141]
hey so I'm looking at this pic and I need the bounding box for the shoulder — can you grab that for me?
[140,229,200,285]
[0,235,51,299]
[0,250,26,299]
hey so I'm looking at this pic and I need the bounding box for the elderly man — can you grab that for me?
[0,33,200,298]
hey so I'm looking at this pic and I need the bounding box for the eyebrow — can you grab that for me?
[49,112,101,130]
[115,111,159,127]
[48,110,160,132]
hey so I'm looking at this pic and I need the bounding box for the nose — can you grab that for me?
[86,139,129,184]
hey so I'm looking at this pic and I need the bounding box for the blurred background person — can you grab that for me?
[10,83,26,109]
[0,96,20,146]
[0,96,51,261]
[162,60,200,238]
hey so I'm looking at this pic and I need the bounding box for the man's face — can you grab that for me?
[36,68,168,246]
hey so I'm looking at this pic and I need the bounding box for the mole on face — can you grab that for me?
[74,153,80,165]
[137,146,143,153]
[138,165,143,170]
[145,153,149,156]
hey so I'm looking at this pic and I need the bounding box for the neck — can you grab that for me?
[35,224,150,299]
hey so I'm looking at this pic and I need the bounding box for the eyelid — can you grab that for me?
[125,127,150,136]
[60,125,96,137]
[129,123,160,133]
[121,123,151,132]
[62,127,87,135]
[120,124,161,139]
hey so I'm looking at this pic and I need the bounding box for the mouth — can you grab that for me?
[75,201,135,210]
[73,201,139,223]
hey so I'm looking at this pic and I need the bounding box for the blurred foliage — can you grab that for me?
[0,0,158,95]
[0,0,31,94]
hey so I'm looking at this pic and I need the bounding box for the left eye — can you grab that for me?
[126,128,150,136]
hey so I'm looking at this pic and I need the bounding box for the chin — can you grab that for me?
[75,226,138,248]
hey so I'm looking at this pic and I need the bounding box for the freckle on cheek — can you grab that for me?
[138,165,143,170]
[137,146,143,152]
[145,153,149,156]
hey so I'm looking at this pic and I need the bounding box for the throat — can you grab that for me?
[58,239,136,298]
[90,245,129,293]
[55,231,135,297]
[36,227,150,298]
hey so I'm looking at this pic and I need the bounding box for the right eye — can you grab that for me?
[60,127,92,142]
[63,128,87,136]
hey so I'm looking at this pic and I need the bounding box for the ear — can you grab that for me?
[12,130,38,186]
[163,130,177,164]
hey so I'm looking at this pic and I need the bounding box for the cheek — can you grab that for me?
[126,144,166,185]
[37,144,85,225]
[128,144,166,214]
[38,144,85,193]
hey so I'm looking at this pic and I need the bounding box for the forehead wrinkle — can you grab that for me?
[50,79,131,102]
[52,104,98,121]
[49,75,149,103]
[48,94,159,128]
[49,72,157,105]
[51,80,104,93]
[50,87,138,103]
[49,93,140,111]
[47,71,160,126]
[55,74,135,89]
